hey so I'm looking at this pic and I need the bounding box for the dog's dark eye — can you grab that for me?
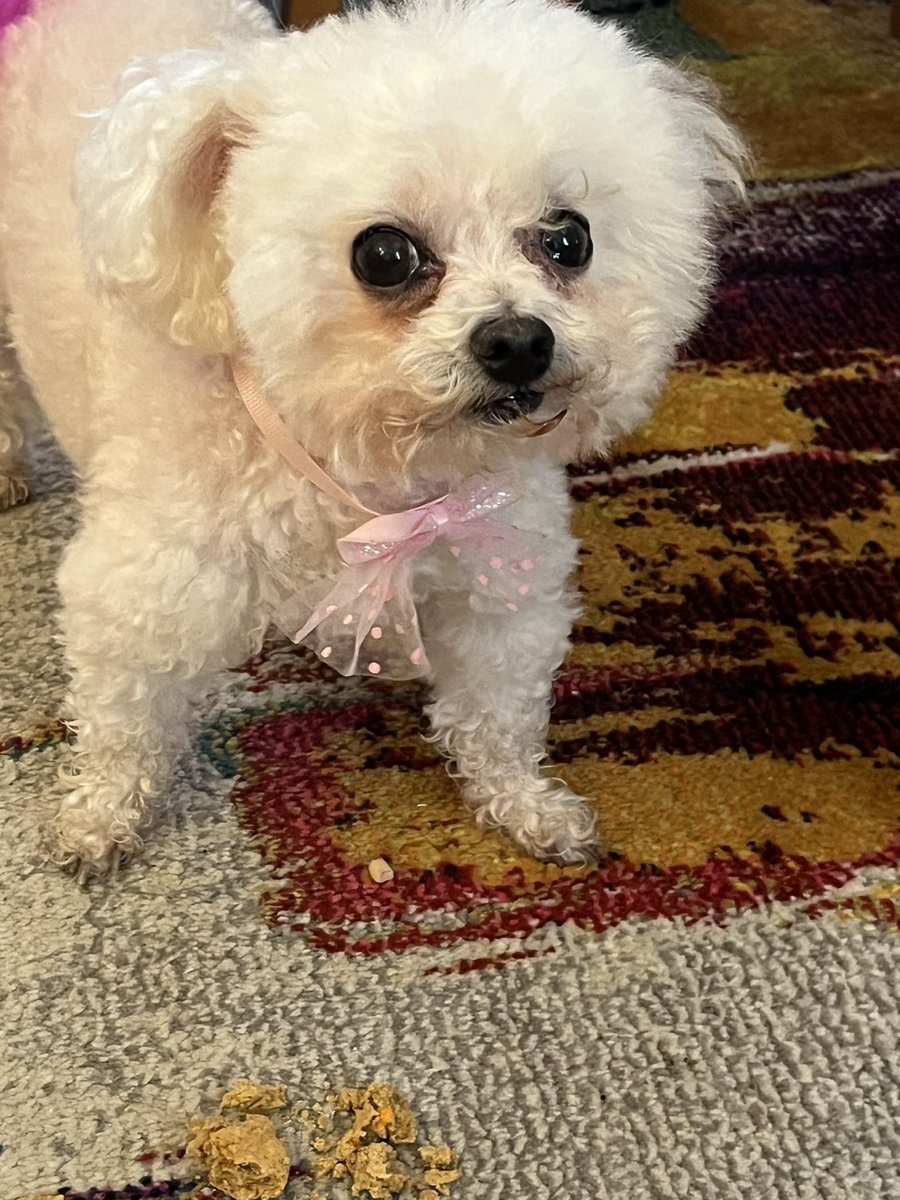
[540,211,592,271]
[352,225,421,289]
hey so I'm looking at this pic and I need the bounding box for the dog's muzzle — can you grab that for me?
[469,315,556,426]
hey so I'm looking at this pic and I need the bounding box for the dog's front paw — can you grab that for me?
[44,783,144,883]
[534,821,604,867]
[517,788,604,866]
[58,844,126,886]
[470,778,603,866]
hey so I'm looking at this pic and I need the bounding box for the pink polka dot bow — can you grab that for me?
[290,475,544,679]
[228,360,545,681]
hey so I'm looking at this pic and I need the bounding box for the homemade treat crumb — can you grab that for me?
[357,1083,417,1143]
[315,1155,339,1180]
[418,1145,460,1193]
[303,1081,459,1198]
[180,1078,458,1199]
[367,857,395,883]
[221,1080,289,1113]
[186,1113,290,1200]
[421,1166,461,1194]
[187,1115,231,1155]
[418,1147,454,1169]
[348,1142,408,1198]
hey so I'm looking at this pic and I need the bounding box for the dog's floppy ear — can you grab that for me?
[76,50,258,352]
[650,61,749,216]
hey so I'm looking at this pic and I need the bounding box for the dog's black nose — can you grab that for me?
[470,316,555,386]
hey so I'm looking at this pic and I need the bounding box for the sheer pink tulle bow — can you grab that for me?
[288,475,543,679]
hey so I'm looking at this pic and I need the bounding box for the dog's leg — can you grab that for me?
[421,474,601,865]
[48,501,260,878]
[53,655,195,881]
[0,319,31,510]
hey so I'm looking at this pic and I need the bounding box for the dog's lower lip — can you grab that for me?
[478,388,544,425]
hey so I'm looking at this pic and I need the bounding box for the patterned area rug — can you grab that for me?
[2,3,899,1199]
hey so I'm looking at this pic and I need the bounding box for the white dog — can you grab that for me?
[0,0,743,878]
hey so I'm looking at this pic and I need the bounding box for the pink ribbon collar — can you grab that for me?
[231,360,542,679]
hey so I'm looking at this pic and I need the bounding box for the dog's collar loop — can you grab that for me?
[230,357,379,517]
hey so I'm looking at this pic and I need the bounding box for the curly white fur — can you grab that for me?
[0,0,745,876]
[0,317,32,508]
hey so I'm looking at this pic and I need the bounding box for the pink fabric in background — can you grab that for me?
[0,0,31,43]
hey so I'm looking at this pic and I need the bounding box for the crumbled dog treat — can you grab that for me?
[418,1147,454,1169]
[347,1142,408,1198]
[221,1080,288,1113]
[367,857,395,883]
[187,1115,231,1154]
[348,1083,417,1143]
[302,1081,459,1198]
[314,1155,339,1180]
[418,1146,460,1195]
[421,1167,461,1194]
[183,1078,458,1199]
[186,1113,290,1200]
